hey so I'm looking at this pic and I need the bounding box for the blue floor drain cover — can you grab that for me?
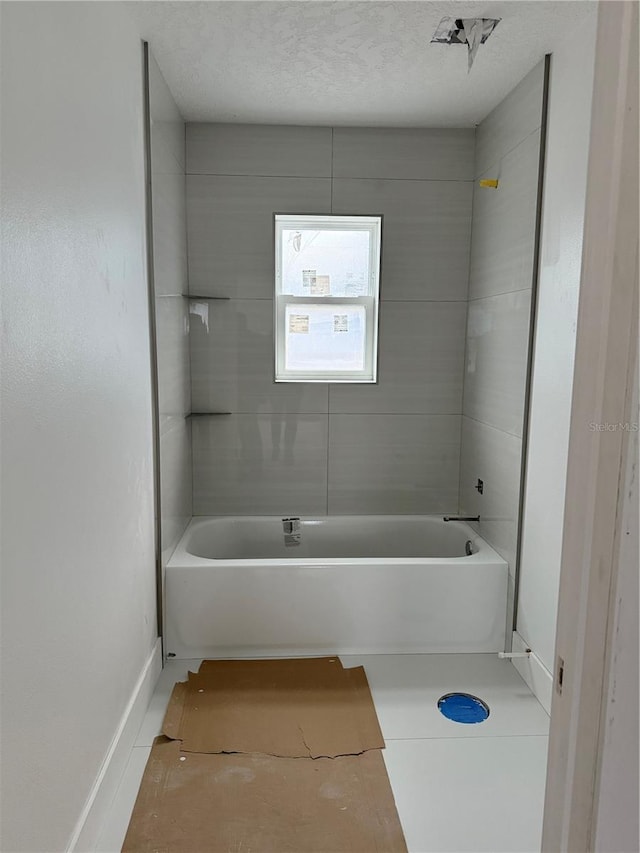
[438,692,490,724]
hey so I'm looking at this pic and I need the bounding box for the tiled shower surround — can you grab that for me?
[182,62,545,564]
[148,55,192,562]
[187,125,475,516]
[458,61,546,617]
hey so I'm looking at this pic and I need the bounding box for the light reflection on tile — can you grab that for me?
[155,296,191,417]
[189,299,328,414]
[192,414,328,516]
[463,290,531,437]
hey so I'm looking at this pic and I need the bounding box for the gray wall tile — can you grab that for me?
[458,65,545,584]
[463,290,532,437]
[159,413,185,438]
[149,52,192,557]
[160,418,192,553]
[151,119,185,178]
[332,178,473,301]
[475,60,545,178]
[152,171,188,296]
[187,123,333,177]
[332,127,475,181]
[505,574,516,647]
[186,175,332,298]
[156,296,191,417]
[328,414,461,514]
[149,54,185,174]
[185,124,479,516]
[469,130,541,300]
[189,298,328,414]
[459,416,522,577]
[151,121,184,175]
[192,414,328,515]
[330,301,467,414]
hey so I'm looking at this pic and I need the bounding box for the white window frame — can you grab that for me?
[274,214,382,383]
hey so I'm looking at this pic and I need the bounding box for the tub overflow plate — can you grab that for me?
[282,517,301,547]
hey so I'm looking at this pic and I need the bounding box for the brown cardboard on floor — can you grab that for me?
[122,736,408,853]
[162,657,385,758]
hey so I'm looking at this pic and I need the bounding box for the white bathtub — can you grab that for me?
[165,516,508,659]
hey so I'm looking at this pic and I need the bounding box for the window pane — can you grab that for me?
[280,229,371,297]
[284,303,366,373]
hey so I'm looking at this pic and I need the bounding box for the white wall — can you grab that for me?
[516,9,598,678]
[0,4,158,851]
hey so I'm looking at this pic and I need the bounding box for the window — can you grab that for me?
[274,214,382,382]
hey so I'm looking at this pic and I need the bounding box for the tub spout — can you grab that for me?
[443,515,480,522]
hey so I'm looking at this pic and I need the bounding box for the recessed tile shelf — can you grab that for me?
[183,294,230,300]
[186,412,232,418]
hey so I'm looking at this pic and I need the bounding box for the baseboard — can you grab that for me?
[66,638,163,852]
[511,630,553,714]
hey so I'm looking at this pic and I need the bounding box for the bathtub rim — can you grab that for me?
[167,515,507,569]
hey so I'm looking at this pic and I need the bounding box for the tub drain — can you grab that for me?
[437,692,489,724]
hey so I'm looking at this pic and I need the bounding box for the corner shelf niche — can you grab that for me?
[186,412,232,418]
[184,294,231,417]
[183,294,230,301]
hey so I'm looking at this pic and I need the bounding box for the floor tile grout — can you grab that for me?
[384,733,549,742]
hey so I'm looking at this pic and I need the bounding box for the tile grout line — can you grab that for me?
[203,412,463,417]
[186,172,475,184]
[330,126,334,212]
[475,124,543,182]
[462,412,524,440]
[467,285,533,303]
[183,297,471,303]
[383,733,549,742]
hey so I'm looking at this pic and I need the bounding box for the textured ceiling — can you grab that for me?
[127,1,596,127]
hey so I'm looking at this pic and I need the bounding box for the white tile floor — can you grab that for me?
[96,654,550,853]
